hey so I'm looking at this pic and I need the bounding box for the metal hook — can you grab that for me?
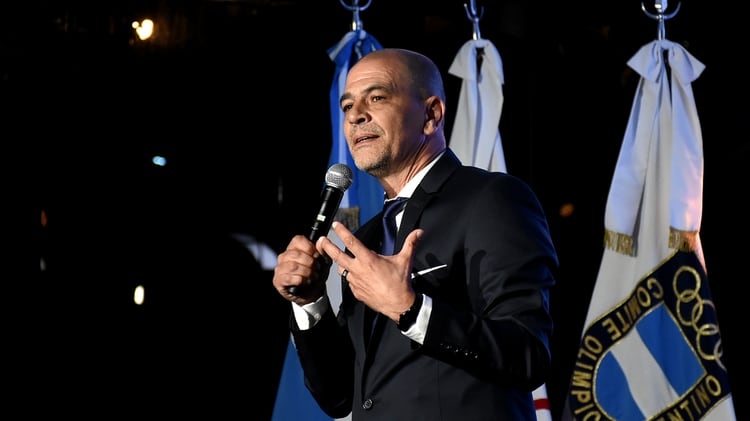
[463,0,484,40]
[641,0,681,40]
[340,0,373,31]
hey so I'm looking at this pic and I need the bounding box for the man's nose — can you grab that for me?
[346,104,369,125]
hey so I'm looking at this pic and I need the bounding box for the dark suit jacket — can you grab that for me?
[292,149,558,420]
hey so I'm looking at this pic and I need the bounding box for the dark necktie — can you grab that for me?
[365,197,408,346]
[381,197,408,255]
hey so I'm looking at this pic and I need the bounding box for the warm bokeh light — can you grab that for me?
[132,18,154,41]
[559,202,575,218]
[134,285,145,305]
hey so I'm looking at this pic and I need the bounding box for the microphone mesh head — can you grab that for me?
[326,163,354,191]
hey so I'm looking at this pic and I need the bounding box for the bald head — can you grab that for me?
[356,48,446,104]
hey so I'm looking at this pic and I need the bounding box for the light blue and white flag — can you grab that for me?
[271,28,383,421]
[565,39,736,421]
[449,38,554,421]
[448,38,506,173]
[326,29,384,229]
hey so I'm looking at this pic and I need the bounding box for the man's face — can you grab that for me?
[340,55,426,176]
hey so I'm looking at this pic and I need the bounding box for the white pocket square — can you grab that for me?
[411,264,447,279]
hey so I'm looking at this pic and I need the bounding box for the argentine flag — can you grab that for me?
[271,29,382,421]
[449,37,553,421]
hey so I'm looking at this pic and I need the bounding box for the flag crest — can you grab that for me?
[569,251,731,419]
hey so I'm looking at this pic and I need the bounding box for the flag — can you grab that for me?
[271,28,383,421]
[448,38,507,173]
[565,39,736,420]
[449,37,551,421]
[326,29,384,231]
[533,384,553,421]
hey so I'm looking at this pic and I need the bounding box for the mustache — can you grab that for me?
[350,125,384,141]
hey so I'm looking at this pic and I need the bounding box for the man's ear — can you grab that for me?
[424,96,445,135]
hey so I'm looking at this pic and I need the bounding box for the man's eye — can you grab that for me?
[372,96,384,102]
[342,104,352,112]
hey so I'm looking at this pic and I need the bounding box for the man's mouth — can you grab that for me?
[354,134,376,144]
[356,136,374,143]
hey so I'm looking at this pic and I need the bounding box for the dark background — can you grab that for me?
[6,0,747,419]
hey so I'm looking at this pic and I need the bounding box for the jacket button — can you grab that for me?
[362,398,373,410]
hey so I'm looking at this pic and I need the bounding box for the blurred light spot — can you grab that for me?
[40,257,47,272]
[132,19,154,41]
[231,233,279,270]
[41,209,48,227]
[559,202,575,218]
[152,155,167,166]
[134,285,145,305]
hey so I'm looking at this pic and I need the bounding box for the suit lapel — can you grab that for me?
[395,149,461,253]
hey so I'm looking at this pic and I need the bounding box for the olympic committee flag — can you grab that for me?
[565,39,736,420]
[271,29,383,421]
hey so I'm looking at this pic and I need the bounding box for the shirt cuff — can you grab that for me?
[401,293,431,344]
[291,294,330,330]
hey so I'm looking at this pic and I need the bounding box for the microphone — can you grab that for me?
[288,163,353,296]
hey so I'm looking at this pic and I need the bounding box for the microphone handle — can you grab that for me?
[288,185,344,296]
[307,186,344,243]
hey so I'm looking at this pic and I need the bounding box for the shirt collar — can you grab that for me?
[387,150,445,202]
